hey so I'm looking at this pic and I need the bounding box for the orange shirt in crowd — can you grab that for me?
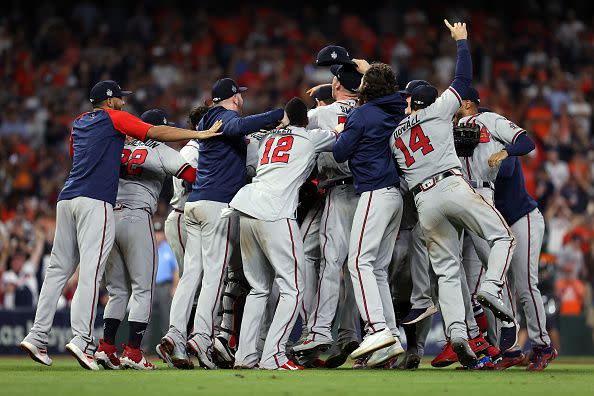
[525,105,553,140]
[556,278,585,315]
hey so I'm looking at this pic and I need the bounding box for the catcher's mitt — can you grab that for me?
[453,123,481,157]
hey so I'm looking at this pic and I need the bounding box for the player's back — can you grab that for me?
[118,139,190,214]
[390,89,463,188]
[230,126,336,221]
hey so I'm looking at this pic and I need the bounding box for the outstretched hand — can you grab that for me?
[444,19,467,41]
[352,59,371,74]
[197,119,223,139]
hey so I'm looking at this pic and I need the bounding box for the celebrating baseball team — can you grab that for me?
[18,19,558,373]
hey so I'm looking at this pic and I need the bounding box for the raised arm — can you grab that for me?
[147,120,223,142]
[445,20,472,99]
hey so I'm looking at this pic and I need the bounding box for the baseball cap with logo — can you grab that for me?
[211,78,248,103]
[330,64,363,92]
[89,80,133,104]
[140,109,177,126]
[316,45,356,67]
[411,85,438,109]
[399,80,430,96]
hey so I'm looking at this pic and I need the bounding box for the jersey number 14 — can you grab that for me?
[260,136,294,165]
[394,125,434,166]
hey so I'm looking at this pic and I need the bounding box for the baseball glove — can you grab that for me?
[453,123,481,157]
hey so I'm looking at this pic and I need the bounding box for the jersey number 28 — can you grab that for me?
[121,148,148,176]
[260,136,294,165]
[394,125,434,166]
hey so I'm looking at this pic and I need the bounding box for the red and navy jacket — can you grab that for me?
[58,109,151,205]
[494,156,538,226]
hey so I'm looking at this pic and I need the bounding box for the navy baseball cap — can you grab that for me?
[89,80,132,104]
[330,64,363,92]
[312,84,333,102]
[141,109,176,126]
[212,78,247,103]
[466,86,480,105]
[316,45,356,67]
[411,85,438,109]
[399,80,430,96]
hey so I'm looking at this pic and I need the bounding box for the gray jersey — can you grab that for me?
[170,141,200,211]
[390,87,463,188]
[230,126,337,221]
[457,112,526,183]
[118,139,191,213]
[307,99,356,187]
[246,131,269,177]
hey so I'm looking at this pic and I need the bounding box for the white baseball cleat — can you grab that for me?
[350,328,396,359]
[367,338,405,367]
[213,336,235,365]
[156,344,175,368]
[291,338,332,354]
[187,339,217,369]
[65,342,99,371]
[20,341,52,366]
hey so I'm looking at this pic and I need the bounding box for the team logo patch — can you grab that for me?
[331,51,337,59]
[508,121,519,130]
[106,89,113,97]
[163,117,167,124]
[232,85,237,93]
[479,127,491,143]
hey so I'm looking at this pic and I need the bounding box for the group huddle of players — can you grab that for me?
[19,19,557,372]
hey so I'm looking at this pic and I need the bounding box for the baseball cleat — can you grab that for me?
[451,337,478,368]
[527,345,557,371]
[457,353,494,370]
[20,341,52,366]
[213,336,236,368]
[187,339,217,369]
[95,339,121,370]
[65,342,99,371]
[431,341,457,367]
[350,328,395,359]
[292,338,332,354]
[367,338,405,368]
[352,356,369,369]
[476,291,515,323]
[324,340,359,369]
[396,352,421,370]
[499,323,519,352]
[156,343,174,368]
[120,345,156,370]
[276,360,304,371]
[402,305,439,325]
[159,337,193,369]
[494,350,525,370]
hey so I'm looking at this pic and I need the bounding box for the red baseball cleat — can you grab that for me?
[469,335,490,354]
[527,346,557,371]
[95,339,121,370]
[431,341,458,367]
[277,360,304,371]
[494,350,525,370]
[120,345,156,370]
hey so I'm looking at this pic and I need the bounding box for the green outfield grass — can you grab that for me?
[0,357,593,396]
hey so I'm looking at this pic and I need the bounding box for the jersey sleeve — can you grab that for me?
[491,114,526,144]
[428,88,462,121]
[179,141,200,168]
[309,129,338,153]
[306,108,320,130]
[156,143,193,180]
[106,109,152,141]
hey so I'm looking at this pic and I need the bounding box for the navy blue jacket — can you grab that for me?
[495,156,537,226]
[333,93,406,193]
[189,106,284,203]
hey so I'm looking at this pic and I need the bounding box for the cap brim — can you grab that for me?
[398,90,412,96]
[239,87,248,93]
[121,90,133,97]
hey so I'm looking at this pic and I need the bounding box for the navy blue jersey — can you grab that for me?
[58,109,151,205]
[333,93,406,193]
[189,106,284,203]
[494,156,537,226]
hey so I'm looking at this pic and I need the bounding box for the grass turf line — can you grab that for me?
[0,358,592,396]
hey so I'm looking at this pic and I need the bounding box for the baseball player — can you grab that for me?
[161,78,284,369]
[493,157,558,370]
[293,62,362,362]
[94,109,197,370]
[388,20,515,367]
[332,60,407,365]
[230,97,340,370]
[20,80,222,370]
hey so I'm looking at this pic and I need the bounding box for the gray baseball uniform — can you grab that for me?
[103,139,192,324]
[304,99,359,344]
[390,87,515,340]
[231,126,338,369]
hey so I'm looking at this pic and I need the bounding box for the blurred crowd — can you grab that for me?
[1,2,594,334]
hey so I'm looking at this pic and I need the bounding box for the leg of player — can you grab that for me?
[96,238,128,370]
[164,209,186,275]
[67,197,115,370]
[234,215,274,369]
[348,186,402,360]
[187,201,238,369]
[21,200,80,367]
[256,218,305,371]
[403,223,438,325]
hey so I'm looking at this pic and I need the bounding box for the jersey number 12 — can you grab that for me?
[260,136,294,165]
[394,125,434,166]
